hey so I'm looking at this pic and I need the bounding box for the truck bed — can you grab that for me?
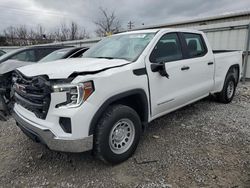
[212,51,243,93]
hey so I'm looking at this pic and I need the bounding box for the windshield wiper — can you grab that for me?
[96,56,114,59]
[95,56,131,61]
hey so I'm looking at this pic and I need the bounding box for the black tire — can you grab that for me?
[94,104,141,164]
[216,74,236,103]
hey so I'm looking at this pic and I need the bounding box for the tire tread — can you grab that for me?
[93,104,141,164]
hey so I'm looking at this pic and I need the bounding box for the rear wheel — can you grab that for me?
[94,105,141,164]
[216,74,236,103]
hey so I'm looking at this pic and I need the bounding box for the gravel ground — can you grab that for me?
[0,82,250,188]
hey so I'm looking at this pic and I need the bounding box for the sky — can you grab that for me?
[0,0,250,37]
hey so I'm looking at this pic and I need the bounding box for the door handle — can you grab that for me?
[208,62,214,65]
[181,66,190,71]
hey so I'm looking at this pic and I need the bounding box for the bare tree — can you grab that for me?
[3,26,16,45]
[70,21,78,40]
[4,25,29,45]
[53,27,61,42]
[28,28,36,44]
[70,22,90,40]
[16,25,28,45]
[1,22,90,45]
[0,36,7,46]
[79,28,90,39]
[35,25,46,39]
[54,22,89,41]
[60,22,70,41]
[28,25,50,45]
[94,7,121,37]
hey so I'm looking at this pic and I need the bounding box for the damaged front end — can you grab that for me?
[13,71,52,120]
[0,60,32,121]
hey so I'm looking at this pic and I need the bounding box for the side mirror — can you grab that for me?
[150,62,169,78]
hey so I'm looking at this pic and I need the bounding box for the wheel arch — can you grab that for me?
[227,64,240,85]
[88,89,149,136]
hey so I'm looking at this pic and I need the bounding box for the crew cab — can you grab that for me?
[12,29,242,164]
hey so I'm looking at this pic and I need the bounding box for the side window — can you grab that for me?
[150,33,183,63]
[10,50,36,62]
[183,33,207,58]
[36,48,57,61]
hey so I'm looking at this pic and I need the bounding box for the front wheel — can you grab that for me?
[216,74,236,103]
[94,105,142,164]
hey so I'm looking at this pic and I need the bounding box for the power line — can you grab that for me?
[127,21,135,30]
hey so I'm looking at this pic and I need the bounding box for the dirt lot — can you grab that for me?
[0,83,250,188]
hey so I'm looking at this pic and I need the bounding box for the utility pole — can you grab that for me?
[127,21,135,30]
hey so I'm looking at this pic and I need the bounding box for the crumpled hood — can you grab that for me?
[0,60,32,75]
[17,58,130,79]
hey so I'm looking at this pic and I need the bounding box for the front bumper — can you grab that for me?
[13,110,93,153]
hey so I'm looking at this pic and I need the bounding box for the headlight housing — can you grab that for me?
[52,81,94,108]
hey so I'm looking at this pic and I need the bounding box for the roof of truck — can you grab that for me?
[117,28,203,35]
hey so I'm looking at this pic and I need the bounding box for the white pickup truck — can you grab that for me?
[12,29,242,164]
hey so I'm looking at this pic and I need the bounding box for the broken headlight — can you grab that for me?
[52,81,94,108]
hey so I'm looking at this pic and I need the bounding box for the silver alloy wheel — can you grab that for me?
[109,118,135,154]
[227,81,235,99]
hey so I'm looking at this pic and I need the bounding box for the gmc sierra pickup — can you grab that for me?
[12,29,242,164]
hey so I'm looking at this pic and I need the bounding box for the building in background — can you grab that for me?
[1,11,250,79]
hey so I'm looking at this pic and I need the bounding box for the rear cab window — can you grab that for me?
[182,33,207,58]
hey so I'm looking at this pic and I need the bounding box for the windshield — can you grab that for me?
[39,48,72,63]
[83,32,156,61]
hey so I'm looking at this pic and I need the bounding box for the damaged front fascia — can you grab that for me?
[13,70,52,119]
[0,62,131,120]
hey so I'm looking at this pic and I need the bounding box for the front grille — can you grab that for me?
[13,71,51,119]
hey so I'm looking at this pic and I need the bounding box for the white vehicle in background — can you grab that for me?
[12,29,242,164]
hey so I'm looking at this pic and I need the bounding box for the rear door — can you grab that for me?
[180,32,214,98]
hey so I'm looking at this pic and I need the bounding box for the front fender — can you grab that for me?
[88,89,149,136]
